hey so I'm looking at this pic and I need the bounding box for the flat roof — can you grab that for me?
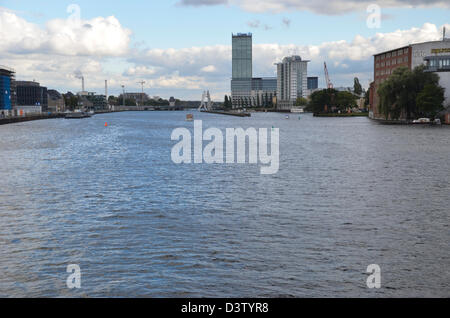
[373,39,450,56]
[232,33,252,37]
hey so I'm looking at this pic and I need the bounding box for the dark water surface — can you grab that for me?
[0,111,449,297]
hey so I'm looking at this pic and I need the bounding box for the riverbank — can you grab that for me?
[314,112,369,118]
[0,113,65,126]
[201,110,251,117]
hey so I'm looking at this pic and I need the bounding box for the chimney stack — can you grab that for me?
[82,76,85,92]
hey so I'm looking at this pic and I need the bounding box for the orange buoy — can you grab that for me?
[104,122,108,127]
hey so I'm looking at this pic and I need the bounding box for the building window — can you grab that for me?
[392,51,397,57]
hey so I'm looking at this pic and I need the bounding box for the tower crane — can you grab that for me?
[324,62,334,89]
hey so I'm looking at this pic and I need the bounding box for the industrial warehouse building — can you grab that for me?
[369,39,450,120]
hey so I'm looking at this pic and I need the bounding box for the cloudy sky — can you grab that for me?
[1,0,449,100]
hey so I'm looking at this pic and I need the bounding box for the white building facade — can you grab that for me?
[276,56,309,110]
[411,40,450,108]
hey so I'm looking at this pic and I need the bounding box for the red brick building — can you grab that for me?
[369,46,412,119]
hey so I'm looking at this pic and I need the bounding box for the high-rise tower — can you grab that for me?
[231,33,252,109]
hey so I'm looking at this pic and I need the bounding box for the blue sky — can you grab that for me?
[1,0,449,99]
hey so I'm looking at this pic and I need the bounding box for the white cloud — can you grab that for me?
[0,10,131,56]
[201,65,217,73]
[178,0,450,15]
[123,66,158,77]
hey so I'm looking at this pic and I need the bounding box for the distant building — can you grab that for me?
[369,39,450,119]
[169,97,176,107]
[251,77,277,107]
[0,65,16,112]
[335,87,354,92]
[307,77,318,90]
[231,33,253,108]
[16,81,48,112]
[125,92,149,105]
[47,89,65,112]
[276,56,310,110]
[85,93,107,111]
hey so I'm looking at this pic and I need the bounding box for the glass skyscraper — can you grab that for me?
[232,33,252,79]
[231,33,252,108]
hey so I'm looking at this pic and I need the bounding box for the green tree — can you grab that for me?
[308,89,337,114]
[108,96,118,106]
[336,91,357,111]
[125,98,137,106]
[416,84,445,118]
[295,97,308,106]
[63,94,79,111]
[364,89,370,107]
[354,77,363,96]
[378,66,443,120]
[224,95,230,109]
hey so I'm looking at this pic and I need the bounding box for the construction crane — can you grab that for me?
[324,62,334,89]
[137,81,146,106]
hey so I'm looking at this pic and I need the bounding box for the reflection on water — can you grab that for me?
[0,112,449,297]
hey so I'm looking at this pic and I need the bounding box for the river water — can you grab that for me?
[0,111,449,297]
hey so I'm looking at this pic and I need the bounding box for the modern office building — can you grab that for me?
[369,39,450,119]
[307,77,319,90]
[0,65,16,111]
[251,77,277,107]
[16,81,48,112]
[276,56,310,110]
[231,33,253,108]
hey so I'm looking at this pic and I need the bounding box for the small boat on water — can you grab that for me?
[412,118,442,125]
[65,110,92,119]
[291,108,305,113]
[413,118,431,124]
[186,114,194,122]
